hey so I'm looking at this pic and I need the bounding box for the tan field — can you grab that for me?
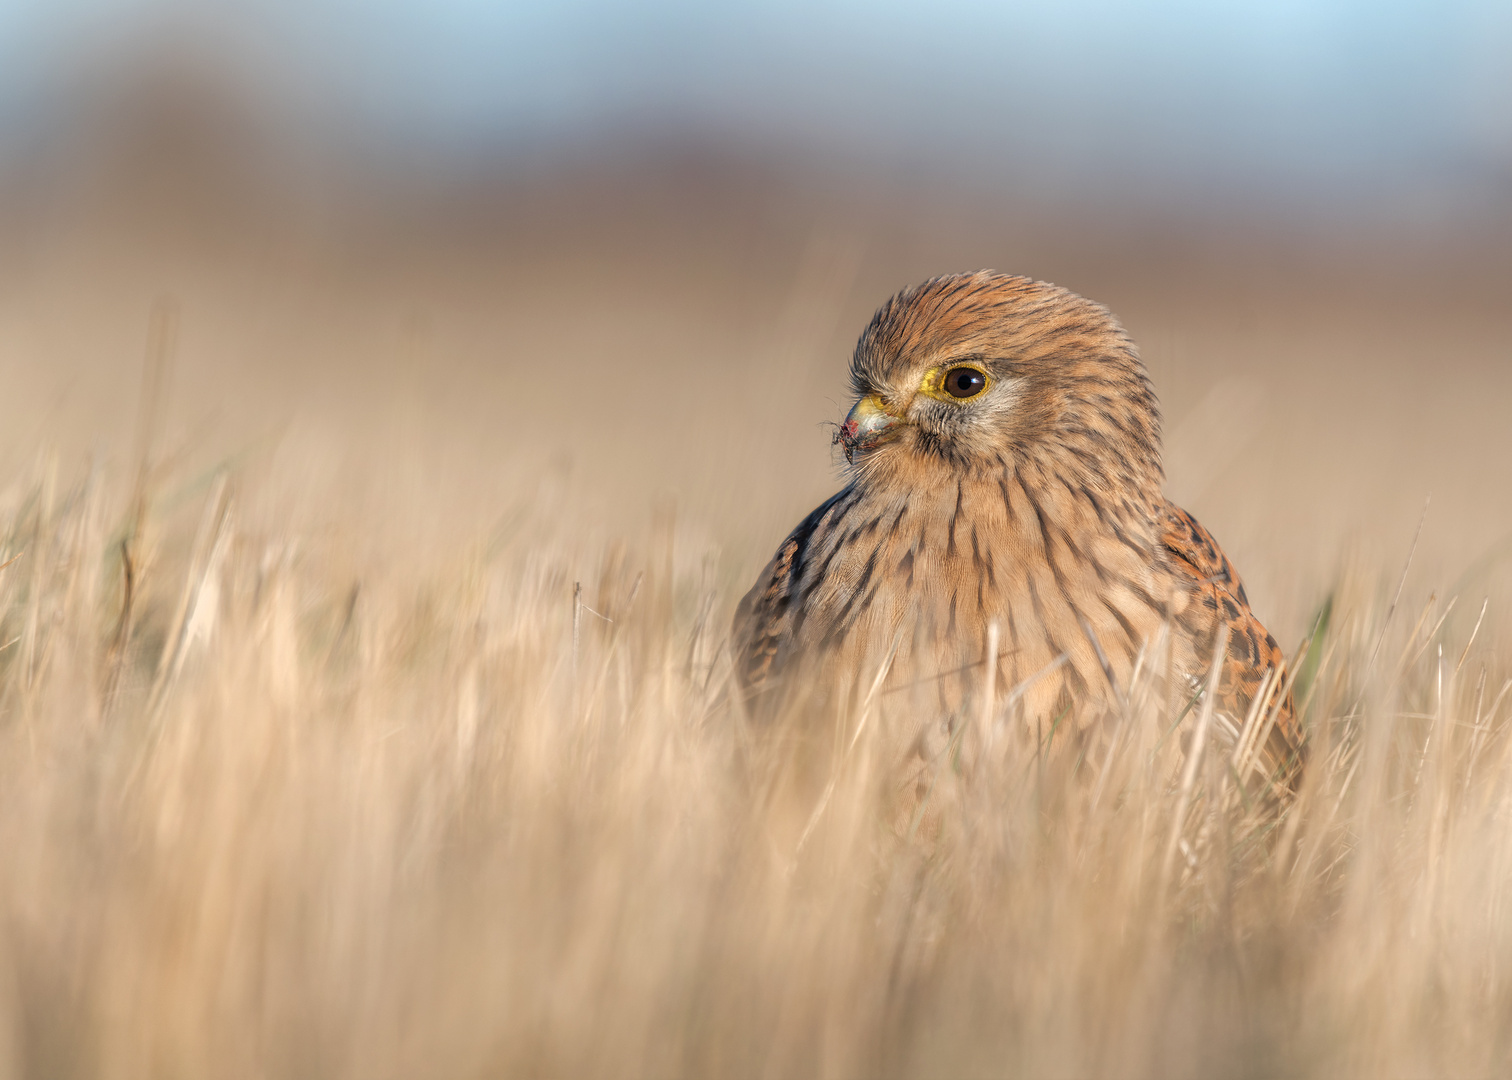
[0,117,1511,1076]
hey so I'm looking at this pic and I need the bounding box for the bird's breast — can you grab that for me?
[790,474,1183,727]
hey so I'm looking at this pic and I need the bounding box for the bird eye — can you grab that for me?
[942,366,987,399]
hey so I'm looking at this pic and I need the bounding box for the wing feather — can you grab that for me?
[732,489,852,710]
[1161,501,1306,789]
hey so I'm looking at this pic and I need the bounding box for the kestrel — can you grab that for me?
[733,272,1304,789]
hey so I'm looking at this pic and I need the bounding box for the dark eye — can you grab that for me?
[943,366,987,399]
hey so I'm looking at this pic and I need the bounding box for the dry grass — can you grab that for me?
[0,428,1506,1079]
[1,135,1510,1076]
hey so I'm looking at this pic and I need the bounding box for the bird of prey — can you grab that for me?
[732,271,1303,789]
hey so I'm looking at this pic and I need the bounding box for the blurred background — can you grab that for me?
[0,0,1510,640]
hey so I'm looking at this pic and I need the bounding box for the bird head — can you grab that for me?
[837,271,1164,500]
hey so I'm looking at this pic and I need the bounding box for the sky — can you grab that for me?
[0,0,1509,199]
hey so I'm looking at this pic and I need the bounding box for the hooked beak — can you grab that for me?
[836,394,905,462]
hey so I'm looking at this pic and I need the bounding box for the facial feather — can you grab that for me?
[847,271,1163,502]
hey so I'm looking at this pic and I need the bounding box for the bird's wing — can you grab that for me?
[732,489,850,709]
[1160,500,1306,788]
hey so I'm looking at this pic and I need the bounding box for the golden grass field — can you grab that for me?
[0,141,1510,1077]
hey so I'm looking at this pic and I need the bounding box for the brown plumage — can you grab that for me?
[733,271,1303,790]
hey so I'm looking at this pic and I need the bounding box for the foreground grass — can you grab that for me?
[0,454,1507,1080]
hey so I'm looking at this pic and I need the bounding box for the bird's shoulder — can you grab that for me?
[732,488,855,701]
[1159,499,1248,604]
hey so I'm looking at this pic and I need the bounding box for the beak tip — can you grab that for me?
[839,395,903,460]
